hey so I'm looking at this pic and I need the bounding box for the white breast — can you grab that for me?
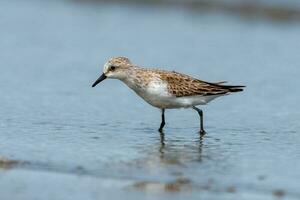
[143,79,173,107]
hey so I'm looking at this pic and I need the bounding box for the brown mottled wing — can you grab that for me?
[157,70,244,97]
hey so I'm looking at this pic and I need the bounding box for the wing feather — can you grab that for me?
[156,70,244,97]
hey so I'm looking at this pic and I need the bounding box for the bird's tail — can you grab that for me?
[220,85,245,92]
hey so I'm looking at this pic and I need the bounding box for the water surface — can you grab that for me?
[0,0,300,199]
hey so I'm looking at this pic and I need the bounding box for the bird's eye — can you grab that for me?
[111,66,116,71]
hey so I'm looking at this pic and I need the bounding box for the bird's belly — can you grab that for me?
[135,89,174,108]
[140,94,178,109]
[140,94,223,109]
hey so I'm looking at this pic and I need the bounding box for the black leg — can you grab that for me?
[192,106,206,135]
[158,109,165,132]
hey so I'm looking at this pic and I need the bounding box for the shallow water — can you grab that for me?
[1,0,300,199]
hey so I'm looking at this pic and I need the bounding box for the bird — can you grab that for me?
[92,56,244,134]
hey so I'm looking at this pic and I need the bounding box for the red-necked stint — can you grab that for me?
[92,57,244,134]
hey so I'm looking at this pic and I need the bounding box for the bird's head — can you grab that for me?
[92,56,133,87]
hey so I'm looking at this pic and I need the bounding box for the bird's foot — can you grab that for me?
[199,129,206,136]
[158,122,165,133]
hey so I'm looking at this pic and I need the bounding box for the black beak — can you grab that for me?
[92,73,107,87]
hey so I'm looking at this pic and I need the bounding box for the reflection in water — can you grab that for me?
[157,131,206,165]
[159,131,165,157]
[198,134,204,162]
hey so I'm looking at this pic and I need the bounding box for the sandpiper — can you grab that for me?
[92,57,244,134]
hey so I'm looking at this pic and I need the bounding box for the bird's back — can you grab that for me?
[142,68,244,97]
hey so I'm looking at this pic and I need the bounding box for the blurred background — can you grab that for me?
[1,0,300,199]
